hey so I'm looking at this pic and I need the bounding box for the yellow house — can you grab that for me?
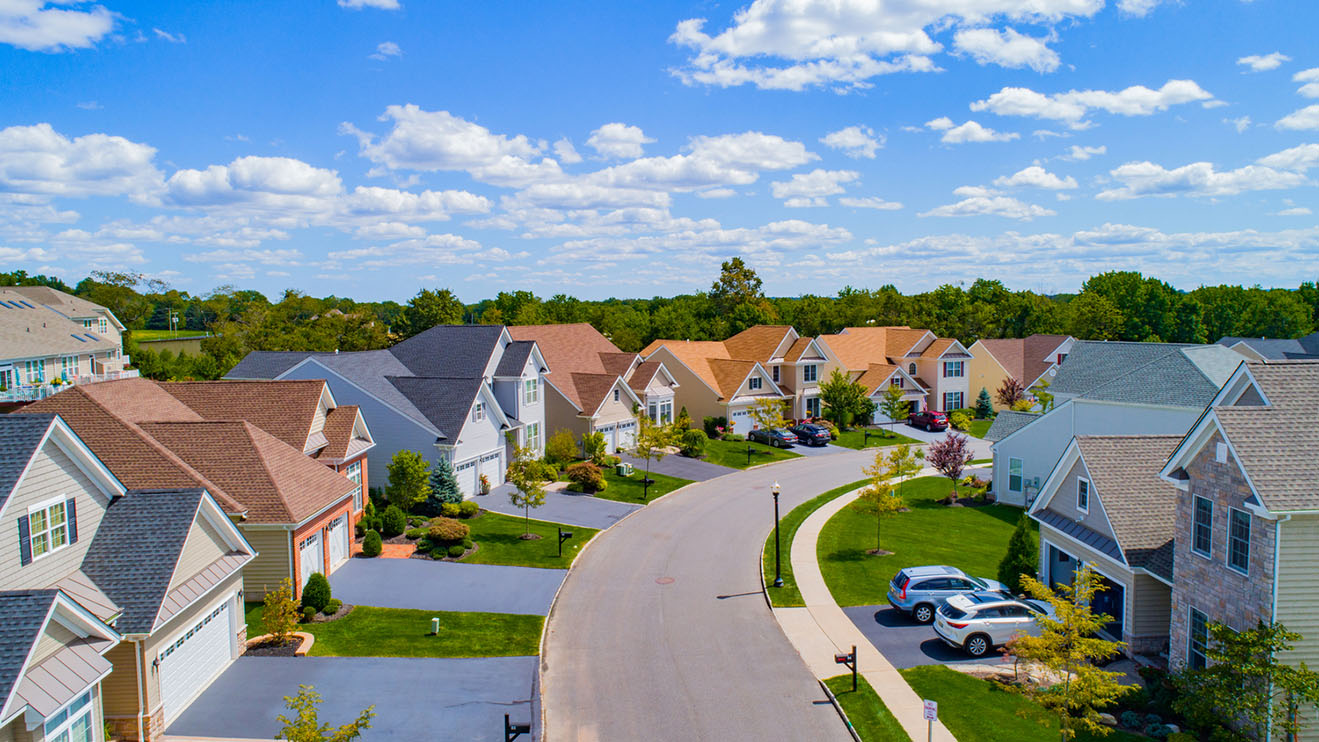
[967,334,1074,411]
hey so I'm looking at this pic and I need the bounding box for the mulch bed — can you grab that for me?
[303,602,354,623]
[408,541,481,562]
[245,638,300,657]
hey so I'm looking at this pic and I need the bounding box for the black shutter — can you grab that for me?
[66,498,78,544]
[17,515,31,566]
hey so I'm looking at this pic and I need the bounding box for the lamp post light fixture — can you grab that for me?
[772,480,784,588]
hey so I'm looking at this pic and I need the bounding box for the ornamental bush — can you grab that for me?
[427,517,469,542]
[702,416,727,439]
[300,573,331,613]
[301,606,316,622]
[458,500,479,518]
[440,502,461,518]
[679,429,707,458]
[565,462,607,493]
[361,529,382,557]
[417,458,463,516]
[405,528,424,540]
[381,505,406,538]
[322,598,342,616]
[262,578,299,644]
[545,429,578,466]
[949,411,972,431]
[447,544,467,558]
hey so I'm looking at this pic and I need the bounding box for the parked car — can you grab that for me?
[934,592,1056,657]
[749,427,798,448]
[908,410,949,432]
[788,423,831,447]
[887,566,1007,623]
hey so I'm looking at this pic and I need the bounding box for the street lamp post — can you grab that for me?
[772,481,784,588]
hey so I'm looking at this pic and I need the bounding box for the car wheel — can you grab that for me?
[913,604,934,624]
[965,633,991,657]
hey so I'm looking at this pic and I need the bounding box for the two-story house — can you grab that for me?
[506,324,679,453]
[0,288,135,404]
[816,326,972,418]
[968,334,1074,411]
[640,338,785,434]
[226,325,548,497]
[0,413,256,740]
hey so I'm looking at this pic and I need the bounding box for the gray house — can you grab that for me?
[1217,331,1319,360]
[226,325,547,497]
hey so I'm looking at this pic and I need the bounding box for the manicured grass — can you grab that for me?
[462,511,598,568]
[970,458,992,465]
[244,604,541,658]
[964,419,992,439]
[817,476,1031,606]
[825,674,911,742]
[702,437,801,469]
[763,479,869,607]
[593,468,691,504]
[833,428,923,450]
[129,329,208,340]
[901,666,1144,742]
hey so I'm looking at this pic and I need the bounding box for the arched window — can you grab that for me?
[908,363,916,375]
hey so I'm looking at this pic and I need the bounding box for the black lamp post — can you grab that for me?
[772,480,784,588]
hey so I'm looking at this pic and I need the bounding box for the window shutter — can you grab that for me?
[66,498,78,544]
[17,515,31,566]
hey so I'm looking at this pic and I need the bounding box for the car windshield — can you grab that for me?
[1023,600,1049,614]
[938,603,968,620]
[966,577,990,589]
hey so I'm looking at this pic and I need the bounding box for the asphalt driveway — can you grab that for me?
[843,604,1011,669]
[617,452,734,481]
[330,558,565,616]
[480,485,640,530]
[167,655,538,741]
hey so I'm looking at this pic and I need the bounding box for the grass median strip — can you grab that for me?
[462,511,598,568]
[703,438,801,469]
[762,478,869,607]
[832,429,922,450]
[825,674,911,742]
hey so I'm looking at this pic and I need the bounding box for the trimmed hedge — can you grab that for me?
[381,505,406,538]
[300,572,331,613]
[565,462,607,493]
[361,529,382,557]
[428,517,469,542]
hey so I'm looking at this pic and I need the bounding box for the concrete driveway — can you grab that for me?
[167,656,537,741]
[330,558,565,616]
[843,604,1011,669]
[480,485,640,529]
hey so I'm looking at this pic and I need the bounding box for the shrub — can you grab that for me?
[1166,734,1197,742]
[302,606,316,622]
[405,528,424,540]
[679,428,708,458]
[418,458,463,516]
[724,433,745,442]
[458,500,479,518]
[407,515,426,526]
[1144,723,1171,740]
[949,411,972,431]
[565,462,607,493]
[322,598,342,616]
[363,498,377,521]
[581,432,608,465]
[447,544,467,558]
[416,537,432,552]
[545,429,578,466]
[381,505,406,538]
[300,572,331,613]
[262,578,299,644]
[361,529,382,557]
[702,416,727,439]
[440,502,461,518]
[354,521,365,538]
[817,419,839,439]
[1120,711,1143,729]
[1011,398,1035,412]
[427,517,469,542]
[462,536,473,549]
[429,547,446,560]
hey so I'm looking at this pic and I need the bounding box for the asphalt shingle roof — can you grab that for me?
[984,410,1039,442]
[1052,341,1243,407]
[1218,333,1319,360]
[494,340,536,377]
[160,380,327,451]
[0,589,58,714]
[0,414,55,511]
[224,351,317,379]
[506,325,630,410]
[977,334,1071,386]
[385,377,487,440]
[1075,436,1181,582]
[388,325,503,377]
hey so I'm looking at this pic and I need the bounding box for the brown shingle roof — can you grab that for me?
[819,326,932,371]
[977,334,1071,386]
[855,363,899,395]
[708,358,759,398]
[783,337,817,362]
[67,378,201,424]
[919,338,955,359]
[642,340,731,394]
[506,324,635,411]
[723,325,794,362]
[315,405,365,462]
[1075,435,1181,581]
[159,380,326,451]
[627,361,663,393]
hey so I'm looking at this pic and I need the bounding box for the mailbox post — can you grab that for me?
[557,527,573,558]
[504,714,530,742]
[834,645,857,692]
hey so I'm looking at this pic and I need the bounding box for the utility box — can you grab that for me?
[616,462,633,476]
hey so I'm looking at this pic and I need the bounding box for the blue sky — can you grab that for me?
[1,0,1316,302]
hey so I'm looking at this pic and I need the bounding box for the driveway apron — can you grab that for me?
[616,452,736,481]
[330,558,565,615]
[478,486,640,530]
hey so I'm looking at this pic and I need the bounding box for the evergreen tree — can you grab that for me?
[997,514,1038,593]
[975,387,994,418]
[418,459,463,516]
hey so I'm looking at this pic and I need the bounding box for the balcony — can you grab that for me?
[0,370,141,402]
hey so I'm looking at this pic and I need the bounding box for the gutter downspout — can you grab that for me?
[133,639,145,742]
[1267,514,1291,742]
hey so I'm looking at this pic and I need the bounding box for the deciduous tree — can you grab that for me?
[819,368,869,429]
[262,578,299,645]
[850,448,907,555]
[630,409,674,501]
[505,443,547,537]
[385,450,430,511]
[394,288,463,339]
[878,383,910,436]
[276,685,374,742]
[926,433,974,498]
[996,377,1027,407]
[748,397,789,432]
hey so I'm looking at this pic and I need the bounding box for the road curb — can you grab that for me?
[819,679,865,742]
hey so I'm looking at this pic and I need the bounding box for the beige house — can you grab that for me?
[0,413,255,741]
[817,326,973,417]
[967,334,1074,411]
[0,288,134,404]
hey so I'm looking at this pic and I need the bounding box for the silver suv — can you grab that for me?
[886,565,1007,624]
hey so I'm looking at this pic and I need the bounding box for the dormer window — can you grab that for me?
[25,497,72,561]
[908,363,916,375]
[523,379,539,405]
[890,377,902,388]
[98,317,108,334]
[749,377,763,391]
[1076,478,1089,513]
[472,402,485,422]
[772,366,780,382]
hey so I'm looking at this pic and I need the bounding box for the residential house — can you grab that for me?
[506,324,679,453]
[225,325,547,497]
[1216,331,1319,361]
[23,379,356,600]
[1029,435,1179,656]
[0,288,135,404]
[0,413,256,740]
[1159,360,1319,683]
[816,326,973,418]
[967,334,1074,411]
[989,341,1245,507]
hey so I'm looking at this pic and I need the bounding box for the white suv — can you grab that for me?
[933,592,1055,658]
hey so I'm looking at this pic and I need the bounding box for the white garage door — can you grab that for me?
[479,452,502,490]
[327,515,349,570]
[617,421,637,451]
[455,460,477,497]
[729,407,752,434]
[158,596,235,723]
[598,424,617,453]
[299,532,323,589]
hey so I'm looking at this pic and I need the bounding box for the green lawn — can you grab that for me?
[965,419,993,439]
[825,674,911,742]
[901,666,1144,742]
[763,479,869,607]
[702,437,801,469]
[593,468,691,504]
[462,511,598,568]
[128,329,208,340]
[817,476,1030,606]
[245,604,541,658]
[833,428,922,450]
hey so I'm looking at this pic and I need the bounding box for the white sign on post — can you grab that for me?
[923,699,938,721]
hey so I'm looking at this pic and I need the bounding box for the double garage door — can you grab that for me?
[597,422,637,454]
[454,452,503,497]
[158,594,236,724]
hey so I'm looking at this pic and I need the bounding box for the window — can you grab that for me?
[97,317,108,334]
[1192,496,1213,557]
[942,391,963,411]
[1077,478,1090,513]
[472,402,485,422]
[0,367,12,390]
[523,379,539,405]
[1057,353,1068,364]
[890,377,901,388]
[526,422,541,451]
[943,361,965,378]
[771,366,780,382]
[1228,509,1250,574]
[1188,608,1209,670]
[802,364,818,382]
[346,461,362,512]
[749,377,762,391]
[60,356,76,380]
[660,400,672,424]
[43,689,93,742]
[806,397,821,417]
[28,499,69,559]
[1215,442,1228,463]
[24,359,44,383]
[1009,458,1023,492]
[613,388,620,403]
[908,362,916,375]
[648,402,658,421]
[81,319,93,329]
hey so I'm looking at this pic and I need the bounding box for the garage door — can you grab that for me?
[299,532,323,589]
[327,515,349,570]
[617,421,636,451]
[479,452,502,490]
[455,460,477,497]
[598,424,617,453]
[729,408,752,435]
[158,596,235,723]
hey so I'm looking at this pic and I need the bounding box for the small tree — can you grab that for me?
[631,410,674,501]
[1030,379,1056,413]
[419,459,462,516]
[819,368,870,429]
[672,406,693,431]
[996,377,1027,407]
[276,685,374,742]
[748,397,788,433]
[263,578,299,644]
[878,384,909,437]
[505,443,547,537]
[1014,568,1134,740]
[850,449,905,555]
[361,529,382,557]
[544,428,578,466]
[926,433,974,499]
[300,573,332,613]
[385,449,430,511]
[997,514,1038,594]
[580,431,608,466]
[380,505,406,538]
[886,443,924,500]
[975,387,994,418]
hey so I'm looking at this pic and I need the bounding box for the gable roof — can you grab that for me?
[818,326,936,370]
[976,334,1071,386]
[1052,340,1243,407]
[493,340,537,377]
[4,286,120,326]
[0,289,120,363]
[1218,332,1319,360]
[0,589,59,719]
[723,325,794,362]
[384,377,491,440]
[506,324,635,411]
[626,361,664,393]
[643,327,796,400]
[159,379,328,452]
[388,325,505,377]
[1073,436,1180,582]
[0,414,57,512]
[315,405,372,462]
[224,350,319,379]
[984,410,1040,442]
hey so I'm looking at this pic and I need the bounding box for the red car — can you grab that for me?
[908,410,949,432]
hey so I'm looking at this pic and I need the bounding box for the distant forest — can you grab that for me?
[5,259,1317,382]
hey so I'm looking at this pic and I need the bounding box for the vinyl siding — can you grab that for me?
[968,342,1013,412]
[593,389,635,426]
[0,718,15,742]
[237,527,291,599]
[454,397,507,487]
[310,399,328,442]
[1276,514,1319,671]
[542,382,590,445]
[31,621,79,666]
[1039,526,1138,640]
[1131,573,1172,639]
[167,516,230,593]
[0,442,111,591]
[641,348,722,424]
[100,640,143,719]
[1042,456,1118,542]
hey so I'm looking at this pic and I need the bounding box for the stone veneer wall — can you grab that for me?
[1168,431,1276,668]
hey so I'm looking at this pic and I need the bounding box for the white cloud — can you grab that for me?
[369,41,401,60]
[993,165,1077,189]
[770,169,859,207]
[696,188,736,199]
[1277,105,1319,131]
[327,234,496,268]
[919,187,1055,220]
[820,125,882,159]
[165,156,342,210]
[1115,0,1169,17]
[588,132,816,191]
[0,123,163,199]
[1257,143,1319,172]
[1097,160,1308,200]
[510,183,671,210]
[952,27,1059,73]
[838,196,902,210]
[338,0,400,9]
[153,28,185,44]
[586,123,655,159]
[1275,207,1312,216]
[970,79,1215,127]
[1061,144,1106,160]
[552,138,582,164]
[1225,116,1252,133]
[75,100,100,110]
[1237,52,1289,72]
[0,1,115,52]
[1296,68,1319,98]
[925,117,1019,143]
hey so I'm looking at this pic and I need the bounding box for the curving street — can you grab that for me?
[541,450,875,741]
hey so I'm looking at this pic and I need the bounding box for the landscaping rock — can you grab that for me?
[1098,712,1117,727]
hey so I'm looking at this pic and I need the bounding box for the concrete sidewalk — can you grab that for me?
[774,469,958,741]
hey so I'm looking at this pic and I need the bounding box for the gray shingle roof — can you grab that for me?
[389,325,503,377]
[81,489,205,634]
[225,351,317,379]
[385,377,486,441]
[984,411,1039,442]
[1052,341,1242,408]
[0,414,55,511]
[1075,435,1181,582]
[494,341,535,377]
[1219,332,1319,360]
[0,589,59,714]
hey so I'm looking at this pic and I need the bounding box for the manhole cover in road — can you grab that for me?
[655,577,675,585]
